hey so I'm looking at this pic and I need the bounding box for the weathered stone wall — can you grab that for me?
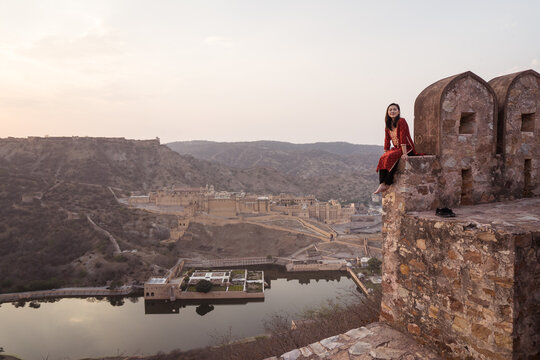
[381,69,540,360]
[513,231,540,359]
[382,192,540,359]
[438,76,498,206]
[207,198,237,217]
[414,72,499,208]
[489,70,540,199]
[383,215,514,359]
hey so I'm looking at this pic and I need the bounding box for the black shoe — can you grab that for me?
[436,207,456,218]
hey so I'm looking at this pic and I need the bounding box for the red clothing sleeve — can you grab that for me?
[398,118,415,154]
[384,129,391,151]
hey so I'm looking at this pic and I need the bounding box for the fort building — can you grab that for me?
[128,187,354,224]
[381,70,539,359]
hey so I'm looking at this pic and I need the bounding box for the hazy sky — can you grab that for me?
[1,0,539,145]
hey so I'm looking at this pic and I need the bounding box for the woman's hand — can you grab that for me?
[401,144,408,159]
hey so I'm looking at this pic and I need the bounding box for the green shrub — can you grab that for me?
[196,279,212,293]
[367,258,382,274]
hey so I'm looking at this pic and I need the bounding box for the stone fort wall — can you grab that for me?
[381,70,540,359]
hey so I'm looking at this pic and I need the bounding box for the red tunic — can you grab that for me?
[376,118,416,172]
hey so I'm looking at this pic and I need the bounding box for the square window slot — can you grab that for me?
[521,113,535,132]
[459,112,475,134]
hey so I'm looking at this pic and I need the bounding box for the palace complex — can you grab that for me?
[128,185,355,224]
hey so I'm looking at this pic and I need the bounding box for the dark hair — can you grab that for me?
[385,103,401,130]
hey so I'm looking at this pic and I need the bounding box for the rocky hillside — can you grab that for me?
[167,140,382,202]
[0,137,302,195]
[167,140,381,177]
[0,136,380,293]
[0,136,302,293]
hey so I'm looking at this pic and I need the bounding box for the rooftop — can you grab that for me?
[147,277,167,284]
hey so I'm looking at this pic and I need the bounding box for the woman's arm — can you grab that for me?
[398,118,414,153]
[384,129,390,152]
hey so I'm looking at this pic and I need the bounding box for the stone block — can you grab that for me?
[515,233,532,248]
[408,259,427,272]
[400,264,410,276]
[416,238,427,250]
[471,323,491,342]
[344,327,372,340]
[309,342,327,357]
[299,347,312,357]
[407,323,421,336]
[331,350,350,360]
[464,250,482,264]
[320,335,343,350]
[429,305,439,319]
[494,321,513,334]
[442,266,458,280]
[499,305,512,318]
[471,343,507,360]
[452,315,469,333]
[495,332,513,351]
[488,276,513,289]
[348,341,371,356]
[484,256,499,272]
[450,298,463,312]
[477,232,497,242]
[281,349,301,360]
[369,347,407,359]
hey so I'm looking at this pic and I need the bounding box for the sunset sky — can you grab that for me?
[1,0,539,145]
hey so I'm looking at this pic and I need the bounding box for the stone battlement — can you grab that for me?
[382,70,540,359]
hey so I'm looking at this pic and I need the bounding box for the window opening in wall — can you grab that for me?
[496,109,504,154]
[461,168,473,205]
[151,292,154,296]
[521,113,535,132]
[459,112,476,134]
[524,159,532,197]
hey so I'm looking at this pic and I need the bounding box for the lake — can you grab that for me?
[0,268,358,360]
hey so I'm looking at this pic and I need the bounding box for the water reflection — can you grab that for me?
[144,297,265,314]
[196,304,214,316]
[0,266,357,360]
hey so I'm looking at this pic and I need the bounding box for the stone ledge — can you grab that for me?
[265,322,441,360]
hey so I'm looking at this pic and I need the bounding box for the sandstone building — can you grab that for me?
[381,70,539,359]
[129,186,354,223]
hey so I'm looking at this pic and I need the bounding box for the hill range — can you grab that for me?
[167,140,381,202]
[0,136,381,294]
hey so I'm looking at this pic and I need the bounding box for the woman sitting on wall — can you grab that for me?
[374,103,417,194]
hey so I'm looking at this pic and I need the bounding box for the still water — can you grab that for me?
[0,269,357,360]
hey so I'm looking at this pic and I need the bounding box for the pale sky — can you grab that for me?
[1,0,539,145]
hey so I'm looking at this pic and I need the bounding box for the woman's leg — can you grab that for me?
[379,170,388,184]
[382,160,400,185]
[374,170,390,194]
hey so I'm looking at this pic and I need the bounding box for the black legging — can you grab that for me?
[378,160,399,185]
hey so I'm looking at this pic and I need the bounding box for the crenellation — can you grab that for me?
[489,70,540,199]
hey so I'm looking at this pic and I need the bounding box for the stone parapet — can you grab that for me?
[265,322,440,360]
[381,196,540,359]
